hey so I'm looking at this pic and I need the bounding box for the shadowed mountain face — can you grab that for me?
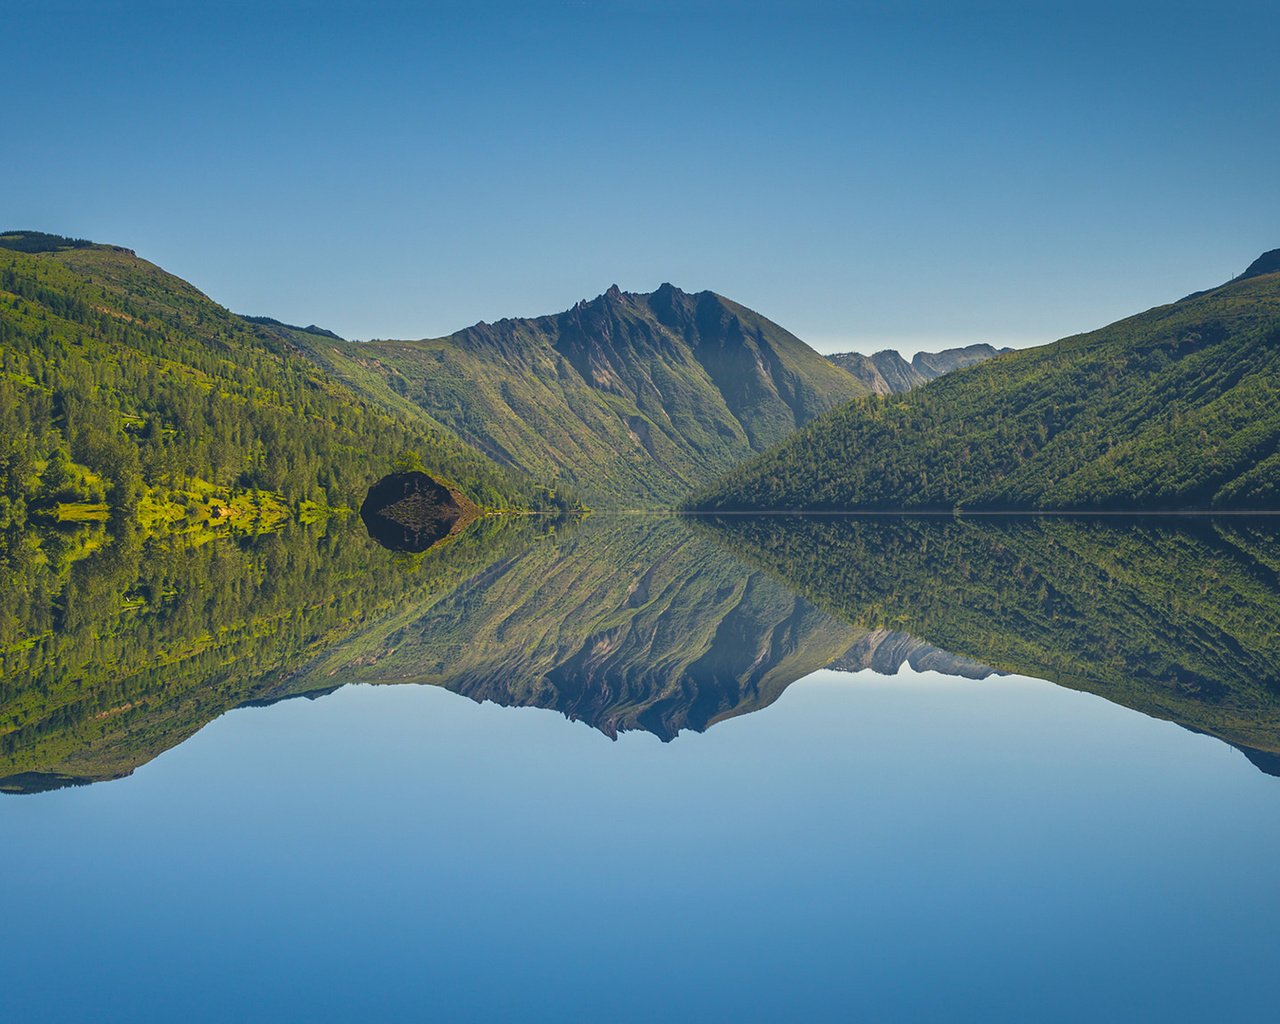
[699,514,1280,762]
[827,344,1007,395]
[287,284,867,507]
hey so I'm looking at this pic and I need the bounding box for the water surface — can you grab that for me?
[3,513,1279,1020]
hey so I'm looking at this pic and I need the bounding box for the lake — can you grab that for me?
[4,513,1280,1021]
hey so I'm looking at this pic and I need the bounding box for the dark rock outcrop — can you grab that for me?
[360,471,471,552]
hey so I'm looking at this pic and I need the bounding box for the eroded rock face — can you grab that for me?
[826,345,1007,395]
[360,472,467,552]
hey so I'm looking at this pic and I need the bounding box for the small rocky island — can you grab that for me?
[359,471,475,552]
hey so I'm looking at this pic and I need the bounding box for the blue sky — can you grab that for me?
[7,0,1278,352]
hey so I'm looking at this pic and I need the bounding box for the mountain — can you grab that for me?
[281,516,860,739]
[691,254,1280,511]
[288,284,867,507]
[0,232,571,530]
[827,343,1007,394]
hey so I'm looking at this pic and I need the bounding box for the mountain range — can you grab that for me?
[3,231,965,516]
[5,230,1280,789]
[280,287,1010,506]
[3,230,1278,519]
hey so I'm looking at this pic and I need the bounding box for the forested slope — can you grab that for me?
[0,232,571,528]
[692,254,1280,511]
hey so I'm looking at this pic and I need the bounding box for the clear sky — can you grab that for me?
[7,0,1278,353]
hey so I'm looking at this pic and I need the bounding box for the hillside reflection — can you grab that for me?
[3,512,1279,792]
[699,514,1280,768]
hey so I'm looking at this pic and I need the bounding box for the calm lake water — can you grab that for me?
[4,513,1280,1021]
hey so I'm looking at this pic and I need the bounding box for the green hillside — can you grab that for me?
[0,232,571,529]
[692,254,1280,511]
[292,283,867,507]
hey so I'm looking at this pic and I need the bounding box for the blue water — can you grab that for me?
[6,667,1279,1022]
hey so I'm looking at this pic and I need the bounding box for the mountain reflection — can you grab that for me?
[276,516,871,739]
[3,511,1280,792]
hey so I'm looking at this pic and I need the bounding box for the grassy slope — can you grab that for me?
[291,284,866,507]
[692,268,1280,511]
[0,238,568,519]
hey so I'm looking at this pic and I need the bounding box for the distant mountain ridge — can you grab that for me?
[827,628,1000,679]
[827,343,1009,394]
[290,282,869,506]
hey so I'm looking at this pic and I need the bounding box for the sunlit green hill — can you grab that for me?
[691,251,1280,511]
[0,231,570,528]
